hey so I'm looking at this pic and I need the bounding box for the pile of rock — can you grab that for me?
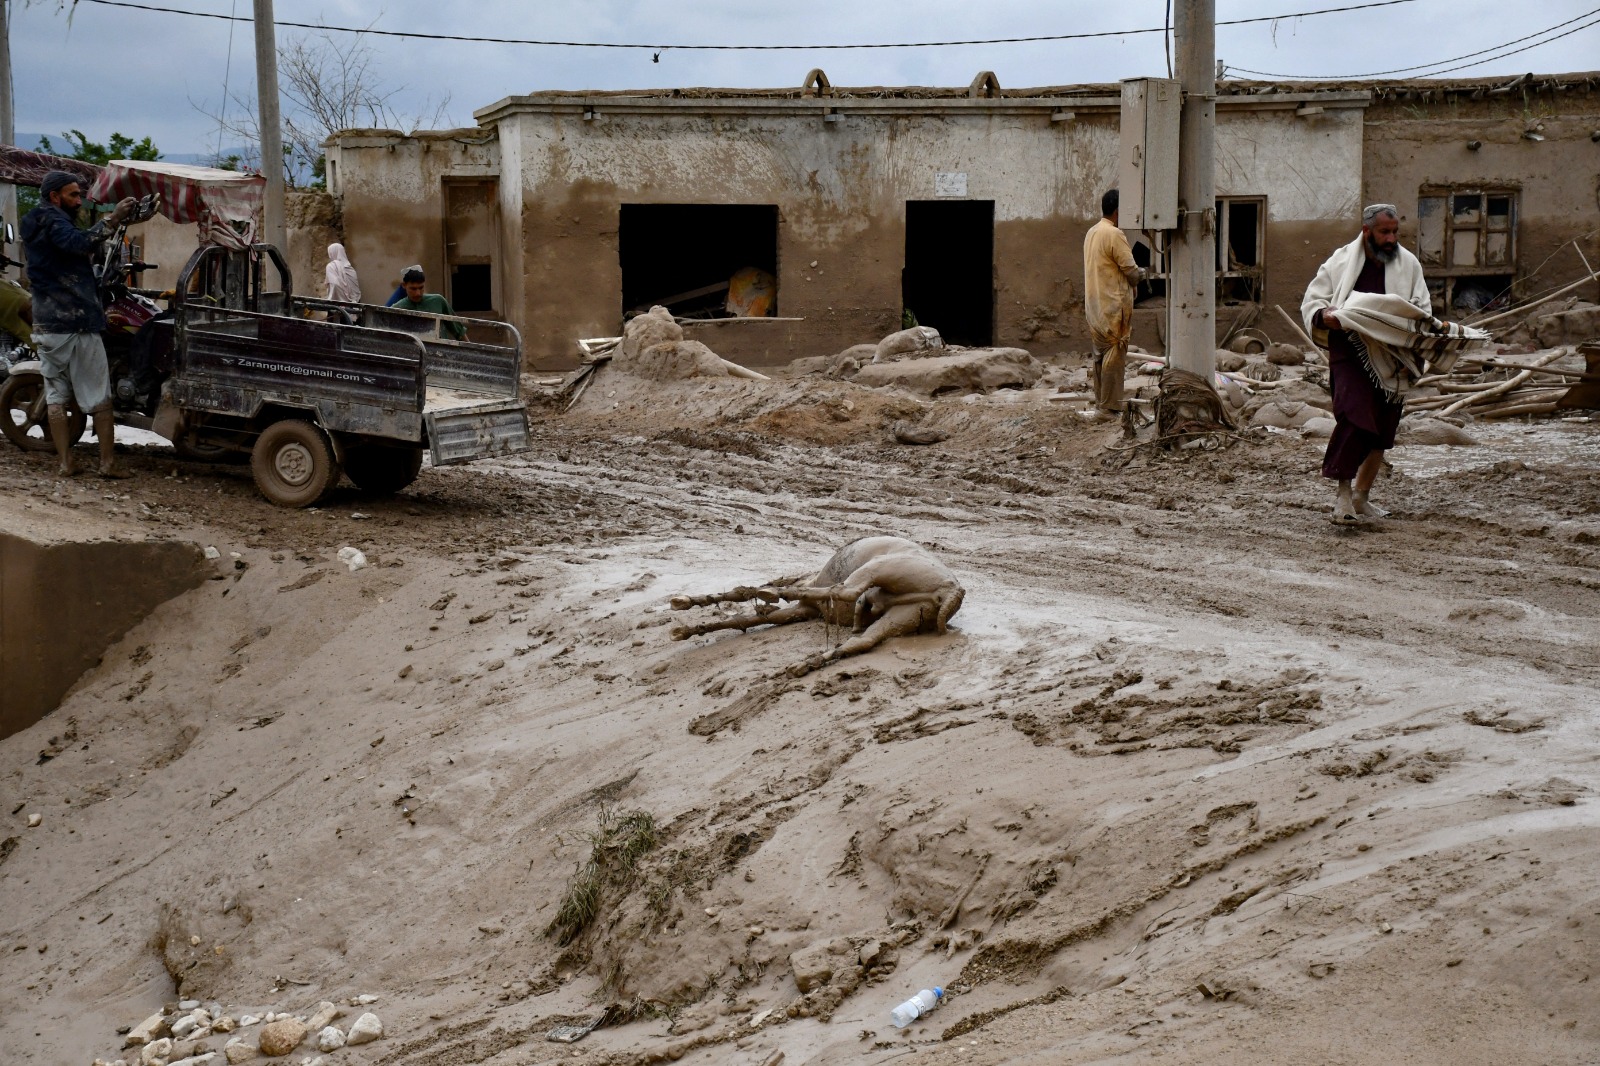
[94,997,383,1066]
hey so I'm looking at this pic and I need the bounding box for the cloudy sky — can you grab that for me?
[11,0,1600,158]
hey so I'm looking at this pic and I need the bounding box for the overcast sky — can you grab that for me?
[11,0,1600,157]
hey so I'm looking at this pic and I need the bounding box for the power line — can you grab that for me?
[1228,5,1600,79]
[1421,14,1600,77]
[74,0,1418,51]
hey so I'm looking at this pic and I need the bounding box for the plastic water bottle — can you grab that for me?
[889,987,943,1028]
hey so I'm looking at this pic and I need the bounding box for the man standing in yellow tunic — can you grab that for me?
[1082,188,1144,417]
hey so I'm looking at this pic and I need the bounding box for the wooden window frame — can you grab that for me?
[1133,194,1267,303]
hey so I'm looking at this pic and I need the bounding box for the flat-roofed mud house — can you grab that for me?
[325,71,1599,370]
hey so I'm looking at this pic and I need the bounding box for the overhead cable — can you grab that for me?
[1227,5,1600,79]
[73,0,1418,51]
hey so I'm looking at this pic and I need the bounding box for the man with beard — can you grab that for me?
[1301,204,1430,524]
[21,171,139,477]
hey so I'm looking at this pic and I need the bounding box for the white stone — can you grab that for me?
[223,1040,255,1066]
[178,1001,201,1011]
[126,1012,168,1046]
[26,812,40,827]
[315,1026,345,1052]
[171,1016,199,1039]
[169,1055,217,1066]
[142,1038,174,1066]
[352,994,378,1006]
[304,1002,339,1032]
[344,1013,383,1045]
[238,1016,260,1027]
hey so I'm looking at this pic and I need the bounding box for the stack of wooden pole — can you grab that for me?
[1406,347,1585,419]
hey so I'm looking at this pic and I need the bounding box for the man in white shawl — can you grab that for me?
[324,243,362,305]
[1302,204,1486,524]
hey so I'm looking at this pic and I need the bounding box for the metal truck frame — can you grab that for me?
[156,243,530,506]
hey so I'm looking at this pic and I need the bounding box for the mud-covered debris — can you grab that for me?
[892,420,951,445]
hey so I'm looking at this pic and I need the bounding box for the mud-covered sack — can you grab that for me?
[873,326,944,364]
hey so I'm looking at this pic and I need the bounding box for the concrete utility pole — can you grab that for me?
[253,0,286,248]
[1167,0,1216,377]
[0,0,17,234]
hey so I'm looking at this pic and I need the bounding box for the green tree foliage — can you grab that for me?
[16,131,162,219]
[39,130,162,167]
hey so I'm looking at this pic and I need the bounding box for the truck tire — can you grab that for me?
[251,419,339,507]
[343,444,425,495]
[1,372,87,452]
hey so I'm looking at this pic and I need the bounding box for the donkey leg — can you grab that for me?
[672,603,818,641]
[786,603,927,677]
[670,585,784,611]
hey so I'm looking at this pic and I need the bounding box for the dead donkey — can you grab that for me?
[670,536,964,676]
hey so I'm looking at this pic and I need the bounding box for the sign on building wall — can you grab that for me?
[934,172,968,198]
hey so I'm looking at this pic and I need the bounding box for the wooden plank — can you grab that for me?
[627,281,731,318]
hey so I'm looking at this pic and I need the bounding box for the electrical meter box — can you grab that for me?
[1118,78,1180,230]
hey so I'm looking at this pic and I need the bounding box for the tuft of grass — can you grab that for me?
[546,807,658,946]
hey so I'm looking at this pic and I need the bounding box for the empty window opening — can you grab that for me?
[903,200,994,346]
[1216,197,1265,303]
[619,204,779,320]
[1418,187,1517,314]
[1132,238,1165,303]
[1127,195,1264,306]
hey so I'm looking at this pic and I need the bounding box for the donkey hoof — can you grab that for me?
[669,596,693,610]
[786,654,827,678]
[670,625,694,641]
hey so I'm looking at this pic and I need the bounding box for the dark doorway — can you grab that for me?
[903,200,994,346]
[444,179,498,314]
[619,204,779,319]
[450,264,493,313]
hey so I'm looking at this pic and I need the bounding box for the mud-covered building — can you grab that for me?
[325,70,1600,370]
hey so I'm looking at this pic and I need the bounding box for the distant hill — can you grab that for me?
[13,133,257,171]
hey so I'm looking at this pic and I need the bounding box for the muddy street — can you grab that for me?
[2,378,1599,1066]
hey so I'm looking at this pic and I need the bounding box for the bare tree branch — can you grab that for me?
[191,28,453,188]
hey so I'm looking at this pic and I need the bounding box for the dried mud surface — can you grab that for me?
[2,369,1599,1066]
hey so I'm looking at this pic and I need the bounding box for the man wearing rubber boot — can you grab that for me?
[21,171,138,478]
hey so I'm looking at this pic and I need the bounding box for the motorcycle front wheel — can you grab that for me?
[0,372,87,452]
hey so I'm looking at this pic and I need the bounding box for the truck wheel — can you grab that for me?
[343,444,425,495]
[251,419,339,507]
[1,373,87,452]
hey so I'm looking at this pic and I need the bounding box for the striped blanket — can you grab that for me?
[1337,291,1489,403]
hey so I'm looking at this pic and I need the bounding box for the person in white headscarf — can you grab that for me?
[324,243,362,304]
